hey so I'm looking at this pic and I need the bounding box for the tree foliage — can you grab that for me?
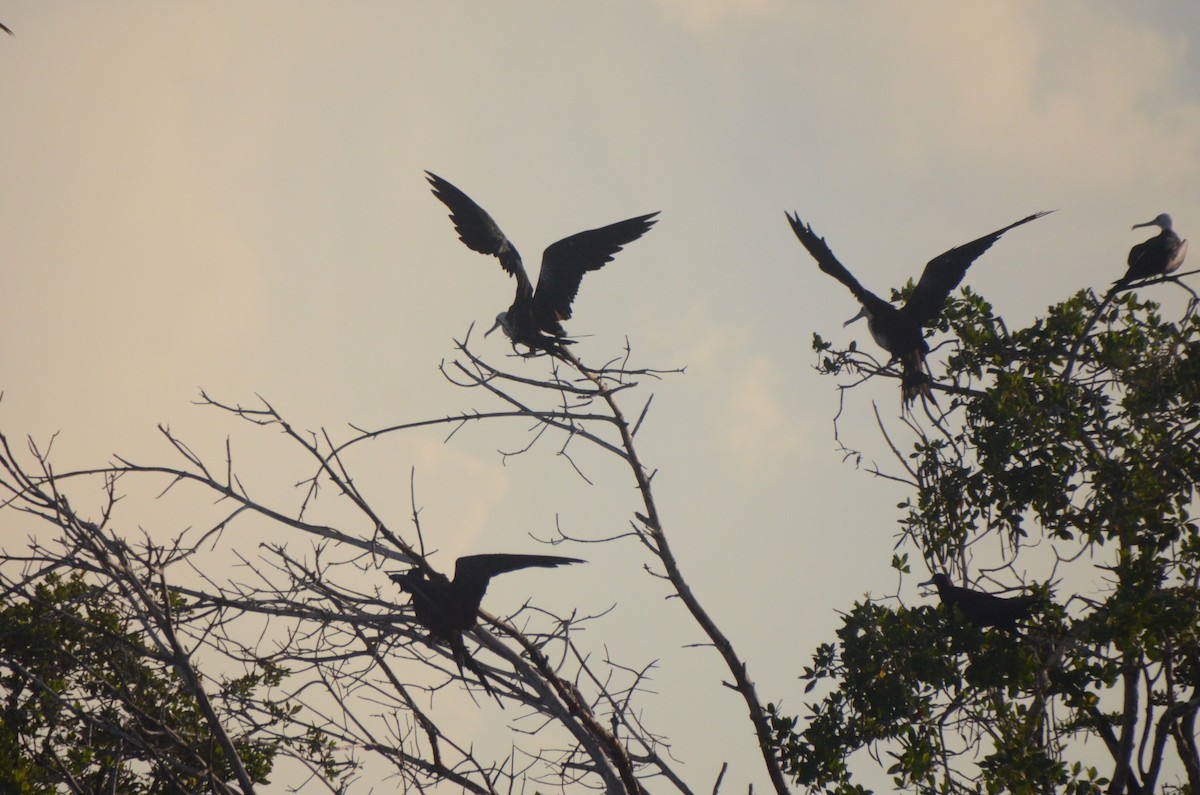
[1,228,1196,795]
[0,570,303,793]
[772,276,1200,794]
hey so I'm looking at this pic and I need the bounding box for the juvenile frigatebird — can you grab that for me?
[389,553,584,693]
[787,210,1051,403]
[1064,214,1190,379]
[427,171,659,354]
[1109,213,1188,295]
[920,572,1035,632]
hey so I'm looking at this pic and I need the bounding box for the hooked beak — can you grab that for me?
[1132,214,1169,231]
[484,318,503,338]
[843,306,868,327]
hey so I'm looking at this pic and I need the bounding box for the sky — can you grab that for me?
[1,2,1198,791]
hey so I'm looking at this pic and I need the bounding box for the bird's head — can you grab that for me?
[1133,213,1173,232]
[388,569,427,592]
[484,311,509,339]
[843,305,871,327]
[919,572,951,593]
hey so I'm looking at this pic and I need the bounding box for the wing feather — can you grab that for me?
[426,171,533,301]
[534,213,659,327]
[452,553,585,614]
[786,212,881,308]
[903,210,1052,326]
[1125,232,1187,282]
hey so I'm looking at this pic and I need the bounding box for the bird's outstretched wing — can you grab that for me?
[904,210,1052,326]
[534,213,659,326]
[453,553,585,615]
[786,212,878,307]
[426,171,533,300]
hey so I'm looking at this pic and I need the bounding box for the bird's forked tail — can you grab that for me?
[900,351,937,407]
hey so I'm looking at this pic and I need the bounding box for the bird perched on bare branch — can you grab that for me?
[390,553,584,694]
[427,171,658,355]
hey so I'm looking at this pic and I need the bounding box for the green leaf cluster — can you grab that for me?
[0,573,293,793]
[786,285,1200,794]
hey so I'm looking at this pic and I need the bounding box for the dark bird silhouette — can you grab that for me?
[1110,213,1188,295]
[1065,214,1190,380]
[0,21,11,35]
[787,210,1051,403]
[920,572,1036,632]
[426,171,659,354]
[389,553,584,693]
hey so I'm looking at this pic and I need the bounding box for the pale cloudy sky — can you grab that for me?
[1,2,1197,791]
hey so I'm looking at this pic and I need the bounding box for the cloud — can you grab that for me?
[720,353,805,477]
[651,0,786,33]
[801,3,1200,195]
[377,435,513,557]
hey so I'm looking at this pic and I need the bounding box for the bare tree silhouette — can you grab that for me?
[0,331,787,795]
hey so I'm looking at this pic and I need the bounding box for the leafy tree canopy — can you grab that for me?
[772,281,1200,794]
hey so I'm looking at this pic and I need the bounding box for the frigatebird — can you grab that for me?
[787,210,1051,403]
[426,171,659,354]
[920,572,1035,632]
[389,553,584,693]
[1110,213,1188,295]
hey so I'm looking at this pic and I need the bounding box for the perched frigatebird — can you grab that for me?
[1110,213,1188,295]
[426,171,659,354]
[920,572,1036,632]
[389,553,584,693]
[787,210,1051,403]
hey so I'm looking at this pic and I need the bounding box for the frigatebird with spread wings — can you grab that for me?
[389,553,584,694]
[427,171,659,354]
[787,210,1051,404]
